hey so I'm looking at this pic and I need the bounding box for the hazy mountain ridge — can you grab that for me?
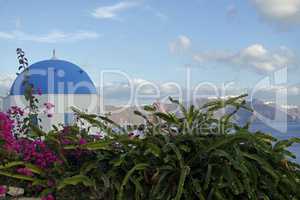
[105,98,300,125]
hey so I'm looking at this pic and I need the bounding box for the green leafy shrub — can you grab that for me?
[1,95,299,200]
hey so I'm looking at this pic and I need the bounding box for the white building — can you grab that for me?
[2,54,100,132]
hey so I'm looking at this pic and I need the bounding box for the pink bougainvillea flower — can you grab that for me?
[0,112,19,153]
[17,139,61,169]
[17,168,33,177]
[37,88,43,96]
[79,138,87,145]
[93,132,104,140]
[44,102,55,110]
[128,132,135,139]
[61,138,71,145]
[128,132,134,137]
[93,135,102,140]
[62,126,70,134]
[7,106,24,116]
[0,185,7,195]
[47,180,55,187]
[42,102,54,118]
[42,194,55,200]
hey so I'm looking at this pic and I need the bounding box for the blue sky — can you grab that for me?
[0,0,300,104]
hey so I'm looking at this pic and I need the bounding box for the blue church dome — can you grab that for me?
[10,59,97,95]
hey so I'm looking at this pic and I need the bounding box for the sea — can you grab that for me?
[250,123,300,163]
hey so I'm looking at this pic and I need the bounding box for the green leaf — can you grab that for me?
[118,163,148,200]
[0,161,25,170]
[242,152,279,184]
[204,164,212,190]
[82,141,112,151]
[174,165,190,200]
[30,124,47,137]
[24,163,43,175]
[0,170,38,182]
[57,175,95,190]
[273,138,300,151]
[144,143,161,157]
[165,143,184,168]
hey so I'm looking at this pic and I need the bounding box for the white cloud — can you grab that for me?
[289,86,300,95]
[193,44,296,74]
[251,0,300,25]
[0,32,15,39]
[101,77,183,104]
[0,75,14,88]
[92,1,139,20]
[241,44,267,58]
[169,35,192,54]
[0,75,15,96]
[252,84,300,99]
[0,30,100,43]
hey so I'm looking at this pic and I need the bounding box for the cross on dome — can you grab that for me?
[52,49,57,60]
